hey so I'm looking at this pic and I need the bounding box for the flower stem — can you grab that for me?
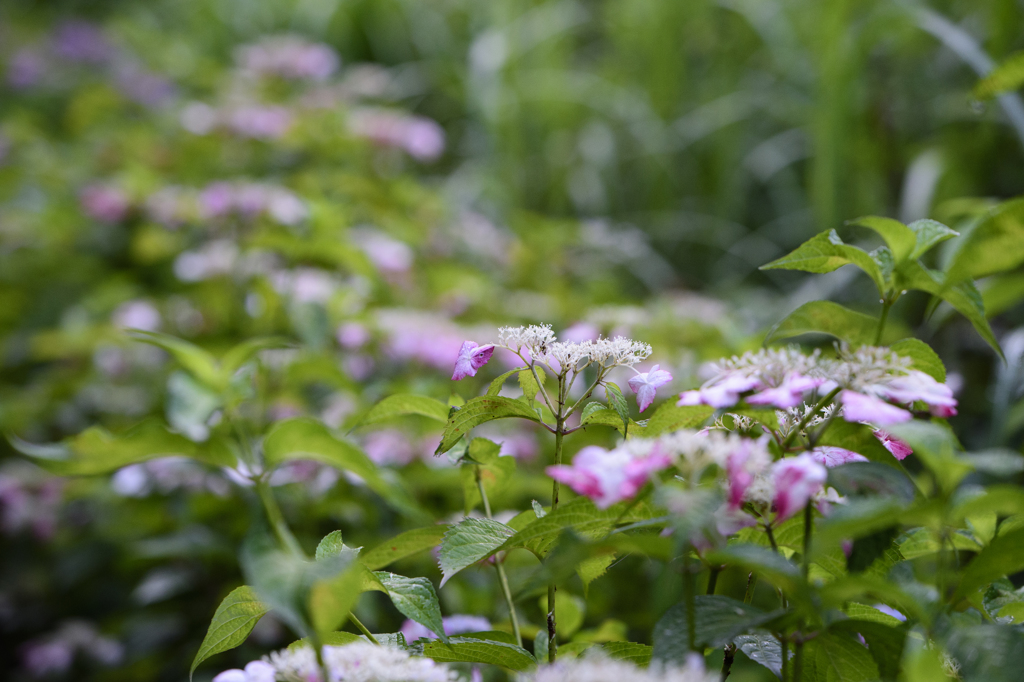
[475,467,523,647]
[547,413,565,663]
[255,478,305,558]
[802,502,813,578]
[780,387,841,451]
[874,298,893,345]
[350,614,380,645]
[683,549,696,652]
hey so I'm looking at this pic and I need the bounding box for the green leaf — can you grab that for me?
[263,418,421,517]
[518,367,546,403]
[652,596,781,664]
[843,603,906,627]
[826,462,917,503]
[947,198,1024,282]
[848,216,916,263]
[315,531,347,561]
[899,260,1002,357]
[438,518,516,587]
[764,301,879,346]
[487,368,526,396]
[975,51,1024,99]
[580,407,626,430]
[535,591,585,638]
[435,396,542,455]
[421,637,536,671]
[907,219,959,260]
[703,545,805,598]
[461,438,516,515]
[629,403,714,438]
[353,394,450,428]
[359,525,449,571]
[803,630,881,682]
[374,572,448,643]
[819,574,928,625]
[812,498,907,559]
[128,330,222,389]
[734,632,782,677]
[286,631,362,650]
[10,419,234,476]
[309,562,364,634]
[890,339,946,382]
[887,421,971,492]
[190,586,269,678]
[981,271,1024,318]
[601,642,653,667]
[830,620,906,681]
[605,382,630,433]
[760,230,886,294]
[580,402,605,424]
[220,336,290,378]
[955,527,1024,599]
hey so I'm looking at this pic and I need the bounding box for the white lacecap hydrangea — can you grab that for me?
[498,324,557,354]
[521,652,717,682]
[707,347,822,383]
[496,325,651,372]
[217,641,460,682]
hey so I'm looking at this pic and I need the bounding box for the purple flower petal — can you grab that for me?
[840,390,912,426]
[809,446,868,468]
[772,454,827,522]
[627,365,673,412]
[451,341,494,380]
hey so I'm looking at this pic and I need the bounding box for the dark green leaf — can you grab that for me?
[190,586,268,679]
[652,596,781,664]
[374,572,448,643]
[955,527,1024,599]
[827,462,917,503]
[360,525,449,571]
[422,637,536,671]
[829,620,906,681]
[734,631,782,677]
[890,338,946,382]
[765,301,879,346]
[605,382,630,433]
[438,518,516,587]
[803,630,880,681]
[435,396,542,455]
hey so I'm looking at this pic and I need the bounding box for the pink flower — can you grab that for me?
[628,365,673,412]
[746,373,825,409]
[840,390,912,426]
[400,615,491,642]
[80,185,130,223]
[772,454,828,522]
[547,445,670,509]
[874,430,912,461]
[809,447,868,468]
[678,374,761,409]
[725,440,764,509]
[878,370,958,417]
[452,341,494,380]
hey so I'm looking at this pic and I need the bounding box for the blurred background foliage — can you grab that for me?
[1,0,1023,680]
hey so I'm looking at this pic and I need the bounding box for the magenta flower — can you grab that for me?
[877,370,958,417]
[746,373,825,409]
[678,374,761,409]
[725,439,764,509]
[547,445,670,509]
[772,454,828,522]
[874,430,913,460]
[840,390,912,426]
[809,446,867,468]
[451,341,495,380]
[628,365,673,412]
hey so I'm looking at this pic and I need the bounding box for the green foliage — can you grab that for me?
[353,394,450,427]
[761,229,889,294]
[359,526,450,571]
[374,572,448,643]
[421,637,536,671]
[435,396,542,455]
[652,596,781,663]
[765,301,879,346]
[605,382,630,433]
[459,438,516,515]
[190,586,269,678]
[438,518,516,587]
[975,51,1024,99]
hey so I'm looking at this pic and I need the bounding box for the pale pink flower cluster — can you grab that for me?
[524,650,715,682]
[235,36,340,81]
[400,614,491,642]
[181,101,293,139]
[348,107,446,161]
[79,184,130,223]
[679,346,957,428]
[214,641,459,682]
[21,620,123,677]
[143,182,307,228]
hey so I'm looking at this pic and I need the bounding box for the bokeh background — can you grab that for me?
[2,1,1023,680]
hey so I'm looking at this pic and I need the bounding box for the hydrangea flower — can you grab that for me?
[771,454,828,521]
[808,446,868,468]
[839,390,911,426]
[522,650,715,682]
[874,430,913,460]
[452,342,495,380]
[546,444,671,509]
[628,365,673,412]
[400,614,491,642]
[215,641,459,682]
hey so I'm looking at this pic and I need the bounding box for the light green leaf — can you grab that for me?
[907,219,959,260]
[535,592,585,639]
[843,603,906,627]
[955,527,1024,599]
[580,402,605,424]
[580,407,626,431]
[461,438,516,515]
[518,367,546,402]
[605,382,630,434]
[422,637,536,671]
[601,642,653,667]
[487,368,526,396]
[354,394,450,427]
[704,545,804,598]
[981,271,1024,318]
[887,421,971,492]
[765,300,879,346]
[652,596,780,664]
[221,337,290,378]
[897,260,1002,357]
[848,215,916,263]
[438,518,516,587]
[263,418,422,518]
[435,396,542,455]
[360,525,449,571]
[286,631,363,651]
[309,562,364,634]
[890,338,946,382]
[374,572,448,643]
[315,531,346,561]
[975,51,1024,99]
[629,403,714,438]
[128,330,222,389]
[760,230,886,294]
[190,586,269,678]
[947,198,1024,282]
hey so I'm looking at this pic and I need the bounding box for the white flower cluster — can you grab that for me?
[775,403,839,440]
[657,429,770,474]
[831,345,913,393]
[497,324,651,371]
[522,651,716,682]
[705,347,823,385]
[216,641,459,682]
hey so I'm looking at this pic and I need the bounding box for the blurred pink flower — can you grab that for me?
[362,430,416,467]
[112,300,161,331]
[746,373,825,409]
[874,430,913,461]
[628,364,673,412]
[771,454,827,522]
[349,108,446,161]
[452,342,495,380]
[80,185,130,223]
[228,106,292,139]
[236,36,339,81]
[213,661,275,682]
[678,374,760,409]
[840,390,912,426]
[808,446,867,468]
[725,439,766,509]
[876,370,958,417]
[354,230,414,275]
[8,49,47,88]
[52,21,114,64]
[337,322,370,349]
[547,444,670,509]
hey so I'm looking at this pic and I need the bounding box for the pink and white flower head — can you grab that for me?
[452,341,495,380]
[547,443,671,509]
[839,390,911,426]
[400,615,491,642]
[808,446,868,468]
[725,437,771,509]
[877,370,958,417]
[746,372,826,409]
[771,454,828,522]
[874,430,913,461]
[628,365,674,412]
[678,347,822,409]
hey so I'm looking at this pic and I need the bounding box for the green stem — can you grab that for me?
[874,298,893,345]
[547,413,565,664]
[683,549,696,652]
[781,638,789,682]
[802,502,813,578]
[255,479,305,558]
[476,467,523,646]
[706,566,721,596]
[743,572,757,604]
[350,613,380,645]
[722,643,736,680]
